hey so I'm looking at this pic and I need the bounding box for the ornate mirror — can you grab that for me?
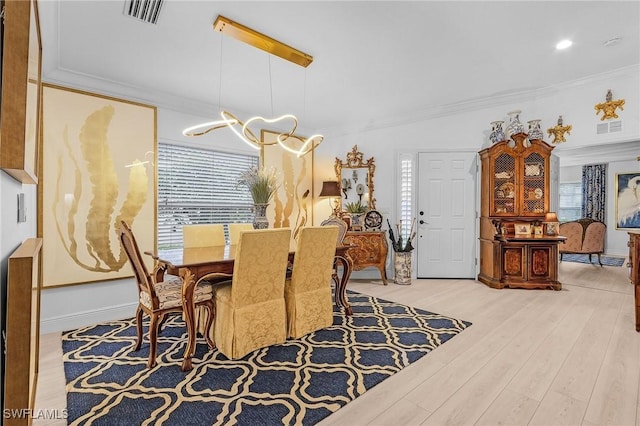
[334,145,376,212]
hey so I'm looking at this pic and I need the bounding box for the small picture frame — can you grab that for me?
[545,222,559,236]
[533,225,543,236]
[514,222,531,235]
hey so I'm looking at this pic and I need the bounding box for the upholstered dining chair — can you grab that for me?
[228,223,254,246]
[182,223,226,247]
[321,216,348,287]
[118,220,215,368]
[284,226,339,339]
[182,223,229,339]
[214,228,291,359]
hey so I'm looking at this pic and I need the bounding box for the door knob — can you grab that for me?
[419,220,425,224]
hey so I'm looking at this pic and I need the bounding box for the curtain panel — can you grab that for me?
[581,163,607,222]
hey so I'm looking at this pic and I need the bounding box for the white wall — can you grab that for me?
[31,65,640,332]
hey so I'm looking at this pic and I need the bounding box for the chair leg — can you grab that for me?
[589,253,593,263]
[134,305,144,351]
[560,253,563,262]
[597,253,603,267]
[147,312,161,368]
[203,302,215,349]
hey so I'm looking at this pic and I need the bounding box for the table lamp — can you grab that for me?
[544,212,559,236]
[319,181,341,218]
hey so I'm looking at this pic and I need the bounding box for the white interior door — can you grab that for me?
[416,152,477,278]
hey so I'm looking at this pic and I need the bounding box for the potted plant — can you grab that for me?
[344,200,368,230]
[237,166,279,228]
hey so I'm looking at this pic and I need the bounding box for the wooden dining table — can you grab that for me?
[145,243,354,371]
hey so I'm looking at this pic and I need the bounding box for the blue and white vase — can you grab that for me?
[489,120,505,143]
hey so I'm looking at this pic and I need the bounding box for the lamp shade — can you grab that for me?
[319,181,340,198]
[544,212,558,222]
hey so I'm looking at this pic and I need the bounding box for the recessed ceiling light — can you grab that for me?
[556,39,573,50]
[604,37,622,47]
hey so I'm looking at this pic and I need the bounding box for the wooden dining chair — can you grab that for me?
[118,220,215,368]
[214,228,291,359]
[182,223,225,247]
[321,216,348,287]
[284,226,339,338]
[228,223,254,245]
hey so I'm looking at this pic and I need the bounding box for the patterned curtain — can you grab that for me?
[581,163,607,221]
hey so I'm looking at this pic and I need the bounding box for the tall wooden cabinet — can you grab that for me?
[478,133,565,290]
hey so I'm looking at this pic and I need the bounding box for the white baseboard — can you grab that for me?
[40,302,138,334]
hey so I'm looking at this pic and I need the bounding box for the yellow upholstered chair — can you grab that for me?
[214,228,291,359]
[285,226,339,339]
[182,223,228,338]
[118,221,214,368]
[228,223,254,246]
[182,224,225,247]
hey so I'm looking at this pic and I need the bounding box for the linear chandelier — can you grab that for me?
[182,15,322,157]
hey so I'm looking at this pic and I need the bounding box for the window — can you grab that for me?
[157,143,258,248]
[558,182,582,222]
[399,154,414,239]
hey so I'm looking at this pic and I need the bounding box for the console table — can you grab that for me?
[343,231,389,285]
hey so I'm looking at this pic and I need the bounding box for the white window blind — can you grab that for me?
[158,143,258,248]
[399,155,414,238]
[558,182,582,222]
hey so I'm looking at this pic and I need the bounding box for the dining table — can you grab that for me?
[145,243,354,371]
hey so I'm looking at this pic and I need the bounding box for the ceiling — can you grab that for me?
[39,1,639,136]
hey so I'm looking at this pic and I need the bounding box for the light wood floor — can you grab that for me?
[34,261,640,425]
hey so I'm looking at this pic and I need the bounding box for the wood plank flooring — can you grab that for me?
[33,261,639,425]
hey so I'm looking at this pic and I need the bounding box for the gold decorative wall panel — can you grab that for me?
[41,84,157,287]
[261,129,313,240]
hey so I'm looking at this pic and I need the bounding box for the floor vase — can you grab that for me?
[394,251,412,285]
[252,203,269,229]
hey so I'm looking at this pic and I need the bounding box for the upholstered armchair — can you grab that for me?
[214,228,291,359]
[118,220,215,368]
[228,223,254,245]
[285,226,339,339]
[182,224,226,247]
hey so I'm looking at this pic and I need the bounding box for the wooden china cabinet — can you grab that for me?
[478,133,565,290]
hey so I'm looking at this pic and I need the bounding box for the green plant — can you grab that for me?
[344,200,367,214]
[237,166,279,204]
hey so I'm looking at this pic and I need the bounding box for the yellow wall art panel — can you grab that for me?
[261,129,314,240]
[41,84,157,287]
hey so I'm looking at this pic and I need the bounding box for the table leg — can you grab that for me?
[180,268,196,371]
[334,254,353,316]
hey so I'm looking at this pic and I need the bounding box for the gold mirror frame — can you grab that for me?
[334,145,376,212]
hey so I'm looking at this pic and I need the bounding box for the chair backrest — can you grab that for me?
[231,228,291,308]
[118,221,152,296]
[320,217,348,245]
[559,221,583,252]
[183,224,225,247]
[228,223,254,245]
[290,226,339,293]
[583,221,606,252]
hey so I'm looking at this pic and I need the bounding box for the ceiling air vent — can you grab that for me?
[596,121,623,135]
[123,0,164,25]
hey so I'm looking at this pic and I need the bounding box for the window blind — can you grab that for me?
[399,155,414,238]
[157,143,259,248]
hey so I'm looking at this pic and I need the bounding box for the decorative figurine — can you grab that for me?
[489,120,505,143]
[547,115,572,144]
[594,89,625,120]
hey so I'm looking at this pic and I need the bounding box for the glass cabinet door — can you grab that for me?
[493,152,516,216]
[522,152,546,215]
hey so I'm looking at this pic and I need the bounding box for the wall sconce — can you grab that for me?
[319,181,341,218]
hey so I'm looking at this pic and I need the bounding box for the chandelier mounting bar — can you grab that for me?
[213,15,313,68]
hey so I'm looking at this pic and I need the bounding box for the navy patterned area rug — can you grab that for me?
[561,253,625,267]
[62,291,471,425]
